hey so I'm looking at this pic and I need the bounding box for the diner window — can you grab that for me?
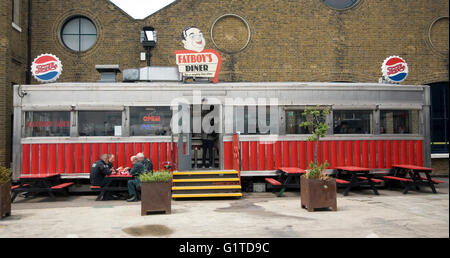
[78,111,122,136]
[234,106,278,135]
[285,110,325,134]
[333,110,372,134]
[130,107,172,136]
[380,110,419,134]
[61,16,97,52]
[24,111,70,137]
[429,82,449,153]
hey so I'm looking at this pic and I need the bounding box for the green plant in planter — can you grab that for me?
[300,106,330,180]
[0,166,11,185]
[139,170,172,183]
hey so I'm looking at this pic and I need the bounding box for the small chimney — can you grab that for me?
[95,65,121,82]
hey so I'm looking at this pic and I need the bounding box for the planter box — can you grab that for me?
[141,181,172,216]
[0,182,11,219]
[300,176,337,212]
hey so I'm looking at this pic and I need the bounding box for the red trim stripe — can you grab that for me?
[118,143,126,168]
[224,141,233,170]
[22,144,30,175]
[330,141,338,169]
[275,141,282,169]
[385,140,392,168]
[299,141,307,169]
[377,140,385,168]
[354,141,361,167]
[346,141,353,166]
[408,140,415,165]
[83,144,91,173]
[307,141,314,168]
[290,141,298,168]
[393,140,400,165]
[283,141,290,168]
[66,144,74,174]
[370,140,377,168]
[251,142,258,171]
[151,143,159,170]
[57,144,65,174]
[127,143,134,167]
[39,144,48,175]
[362,140,369,168]
[400,140,408,164]
[259,143,266,170]
[242,141,250,171]
[322,141,330,168]
[338,141,346,167]
[48,144,57,175]
[416,141,423,166]
[75,143,83,173]
[267,142,274,170]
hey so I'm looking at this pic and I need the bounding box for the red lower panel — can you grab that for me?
[57,144,65,174]
[31,144,39,175]
[242,142,250,171]
[22,144,30,175]
[377,140,384,168]
[393,140,400,165]
[400,140,408,165]
[290,141,298,168]
[66,144,74,174]
[92,143,100,163]
[274,142,282,169]
[267,143,274,170]
[250,142,258,171]
[346,141,353,166]
[283,141,290,168]
[330,141,338,169]
[224,141,233,170]
[354,141,361,167]
[385,141,392,168]
[39,144,48,175]
[362,140,369,168]
[143,143,151,161]
[135,143,143,155]
[48,144,57,175]
[75,144,83,173]
[259,143,266,170]
[338,141,346,167]
[416,141,423,166]
[83,144,91,173]
[101,143,108,157]
[322,141,330,168]
[127,143,134,168]
[307,141,314,168]
[160,143,168,165]
[317,142,322,166]
[118,143,126,168]
[408,140,415,165]
[299,141,306,169]
[151,143,159,170]
[108,143,117,168]
[370,140,377,168]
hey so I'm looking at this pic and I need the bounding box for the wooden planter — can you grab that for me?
[0,182,11,219]
[300,176,337,212]
[141,181,172,216]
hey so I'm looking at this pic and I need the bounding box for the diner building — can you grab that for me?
[1,0,448,181]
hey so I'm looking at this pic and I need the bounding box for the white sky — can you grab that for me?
[109,0,177,19]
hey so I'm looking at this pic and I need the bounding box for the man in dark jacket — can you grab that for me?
[136,152,153,172]
[90,154,112,187]
[127,156,146,202]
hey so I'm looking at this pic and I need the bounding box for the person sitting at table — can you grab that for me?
[127,156,146,202]
[90,154,119,200]
[136,152,153,173]
[106,154,117,173]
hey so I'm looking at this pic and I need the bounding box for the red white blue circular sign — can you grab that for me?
[31,54,63,83]
[381,56,408,83]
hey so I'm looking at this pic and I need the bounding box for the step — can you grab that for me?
[172,185,242,190]
[173,178,240,183]
[172,193,243,198]
[173,170,239,176]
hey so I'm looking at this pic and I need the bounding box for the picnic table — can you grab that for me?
[335,166,382,196]
[11,174,74,202]
[384,164,443,194]
[91,173,133,201]
[265,167,306,197]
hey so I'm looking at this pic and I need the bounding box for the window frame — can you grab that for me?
[60,16,98,52]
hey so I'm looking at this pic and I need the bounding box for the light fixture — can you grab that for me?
[140,26,157,66]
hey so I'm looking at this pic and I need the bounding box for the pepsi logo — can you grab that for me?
[31,54,62,83]
[381,56,408,83]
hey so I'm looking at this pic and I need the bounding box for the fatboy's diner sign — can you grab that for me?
[175,26,222,83]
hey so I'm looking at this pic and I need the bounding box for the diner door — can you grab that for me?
[177,103,192,171]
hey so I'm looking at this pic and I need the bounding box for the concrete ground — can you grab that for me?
[1,178,448,238]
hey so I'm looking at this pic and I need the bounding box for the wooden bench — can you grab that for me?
[335,179,349,184]
[11,184,29,190]
[50,182,74,190]
[265,178,282,186]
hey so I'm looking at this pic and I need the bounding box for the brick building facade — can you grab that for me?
[1,0,448,173]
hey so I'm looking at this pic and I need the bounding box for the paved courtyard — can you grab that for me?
[1,179,448,238]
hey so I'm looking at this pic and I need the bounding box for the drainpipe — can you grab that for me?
[25,0,32,84]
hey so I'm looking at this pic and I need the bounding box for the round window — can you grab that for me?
[322,0,359,10]
[61,16,97,52]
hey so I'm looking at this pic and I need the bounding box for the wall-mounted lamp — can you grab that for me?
[140,26,157,66]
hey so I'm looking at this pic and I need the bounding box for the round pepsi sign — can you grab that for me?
[381,56,408,83]
[31,54,63,83]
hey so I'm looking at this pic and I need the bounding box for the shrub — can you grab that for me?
[139,170,172,183]
[0,166,12,185]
